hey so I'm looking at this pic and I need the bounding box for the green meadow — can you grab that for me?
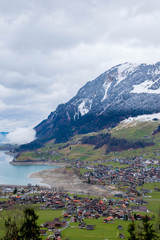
[16,119,160,164]
[10,120,160,239]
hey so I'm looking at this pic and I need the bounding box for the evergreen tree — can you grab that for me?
[87,177,91,184]
[127,215,158,240]
[155,207,160,233]
[2,216,19,240]
[128,221,139,240]
[13,187,18,194]
[141,215,158,240]
[20,208,40,240]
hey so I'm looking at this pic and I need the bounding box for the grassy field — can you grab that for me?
[3,120,160,239]
[111,121,159,141]
[16,119,160,164]
[0,187,160,240]
[62,219,130,240]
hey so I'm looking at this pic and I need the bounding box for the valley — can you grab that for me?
[12,117,160,197]
[2,63,160,239]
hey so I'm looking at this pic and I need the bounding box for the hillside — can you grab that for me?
[15,116,160,164]
[19,62,160,150]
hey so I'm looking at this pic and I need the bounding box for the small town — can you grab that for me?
[0,154,160,240]
[75,157,160,187]
[1,1,160,239]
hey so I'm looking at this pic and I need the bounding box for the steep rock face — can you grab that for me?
[21,62,160,149]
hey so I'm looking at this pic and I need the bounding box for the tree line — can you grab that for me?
[81,133,154,154]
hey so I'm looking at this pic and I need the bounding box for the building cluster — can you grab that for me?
[75,157,160,188]
[0,186,154,240]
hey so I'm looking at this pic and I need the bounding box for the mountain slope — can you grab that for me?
[16,117,160,163]
[20,62,160,150]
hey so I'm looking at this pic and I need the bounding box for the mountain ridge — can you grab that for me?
[20,62,160,150]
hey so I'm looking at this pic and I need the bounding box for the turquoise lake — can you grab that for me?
[0,151,59,186]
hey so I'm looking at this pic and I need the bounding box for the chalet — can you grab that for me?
[79,222,86,229]
[83,211,92,218]
[87,225,95,230]
[54,230,61,238]
[119,233,125,239]
[94,213,100,219]
[40,205,46,210]
[40,229,47,236]
[63,213,69,218]
[48,223,55,231]
[139,206,148,212]
[117,225,123,230]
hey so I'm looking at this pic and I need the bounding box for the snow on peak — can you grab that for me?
[78,99,92,117]
[116,62,138,85]
[131,79,160,94]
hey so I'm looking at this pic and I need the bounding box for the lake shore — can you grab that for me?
[30,167,121,197]
[10,160,66,167]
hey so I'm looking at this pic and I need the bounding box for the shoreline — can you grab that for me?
[30,167,121,196]
[4,153,121,196]
[10,160,66,167]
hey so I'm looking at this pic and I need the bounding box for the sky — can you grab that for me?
[1,0,160,143]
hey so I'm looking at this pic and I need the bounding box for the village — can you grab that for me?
[72,156,160,188]
[0,166,160,240]
[0,154,160,239]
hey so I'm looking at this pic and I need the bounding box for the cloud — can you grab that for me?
[0,0,160,132]
[6,127,36,145]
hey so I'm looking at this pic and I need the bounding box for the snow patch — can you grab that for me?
[73,112,79,120]
[101,81,112,101]
[131,80,160,94]
[78,99,92,116]
[78,101,89,116]
[116,62,138,85]
[154,68,160,75]
[119,113,160,129]
[66,111,71,121]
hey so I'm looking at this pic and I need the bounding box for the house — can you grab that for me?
[119,233,125,239]
[79,222,86,229]
[48,223,56,231]
[87,225,95,230]
[63,213,69,218]
[40,229,47,236]
[139,206,148,212]
[117,225,123,230]
[40,205,46,210]
[54,230,61,238]
[94,213,100,219]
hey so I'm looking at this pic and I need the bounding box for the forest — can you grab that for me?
[81,133,154,154]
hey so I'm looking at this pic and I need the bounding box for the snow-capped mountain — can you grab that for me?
[21,62,160,149]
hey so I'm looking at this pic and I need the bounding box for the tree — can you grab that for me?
[128,221,139,240]
[141,215,158,240]
[20,208,40,240]
[134,213,137,220]
[127,215,158,240]
[87,177,91,184]
[13,187,18,194]
[21,189,25,194]
[2,216,19,240]
[155,207,160,233]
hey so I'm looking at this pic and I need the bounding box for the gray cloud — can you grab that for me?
[0,0,160,136]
